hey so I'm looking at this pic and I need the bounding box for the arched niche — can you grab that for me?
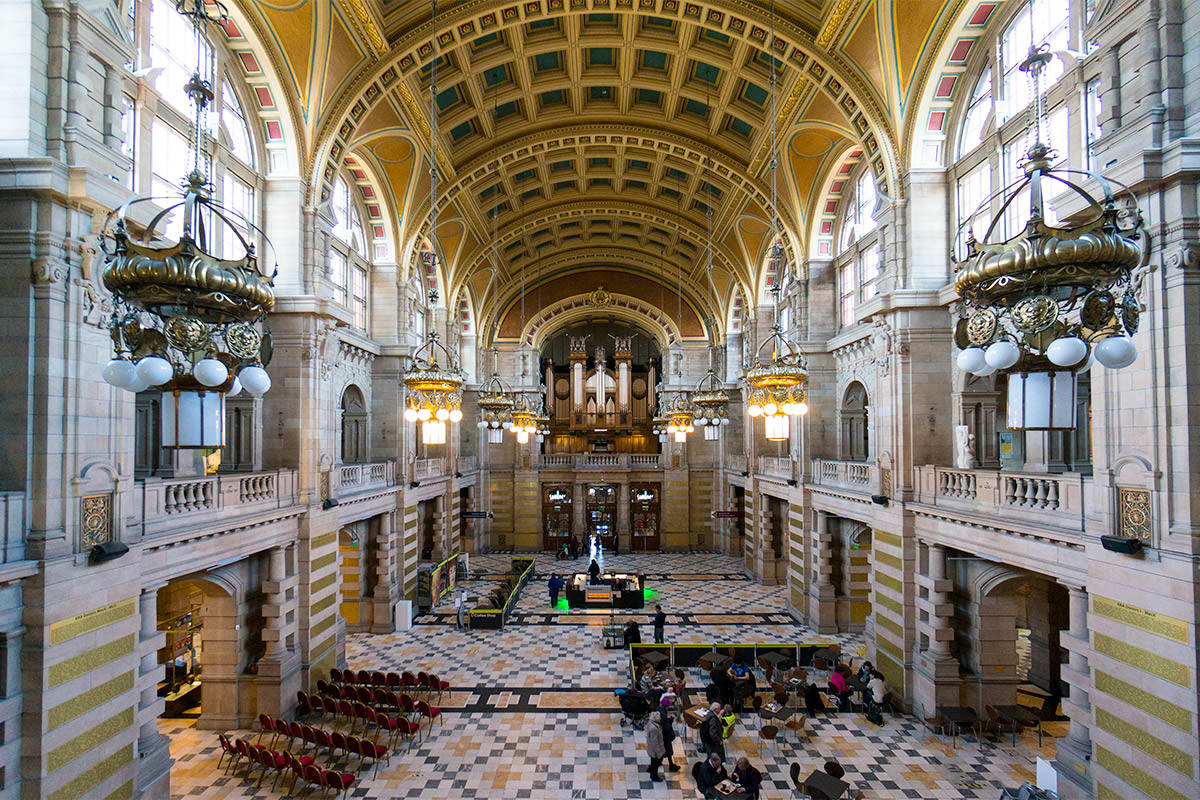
[340,385,368,465]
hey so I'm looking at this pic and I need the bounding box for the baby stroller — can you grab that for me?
[615,689,652,729]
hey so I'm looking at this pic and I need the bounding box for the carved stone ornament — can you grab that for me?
[587,286,613,307]
[80,492,113,549]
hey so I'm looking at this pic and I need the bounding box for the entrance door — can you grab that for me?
[585,484,617,551]
[542,484,573,551]
[630,483,660,551]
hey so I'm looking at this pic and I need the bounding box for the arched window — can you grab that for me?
[841,382,869,461]
[958,69,993,158]
[839,169,877,252]
[340,386,368,464]
[997,0,1069,123]
[835,167,880,327]
[328,176,370,330]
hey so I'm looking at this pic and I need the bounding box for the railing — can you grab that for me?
[757,455,795,480]
[913,465,1086,531]
[538,454,665,469]
[726,455,748,474]
[458,455,477,473]
[809,458,877,492]
[140,469,299,536]
[0,492,24,564]
[335,460,396,493]
[414,457,446,480]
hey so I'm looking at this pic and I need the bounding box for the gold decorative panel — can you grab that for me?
[1117,487,1151,542]
[48,598,136,646]
[1093,595,1189,644]
[80,493,112,550]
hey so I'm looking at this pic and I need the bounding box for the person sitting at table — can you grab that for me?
[730,756,763,800]
[623,620,642,647]
[588,558,602,584]
[710,668,735,707]
[719,704,736,739]
[856,660,875,706]
[638,666,658,694]
[696,752,727,799]
[804,680,826,717]
[828,667,852,711]
[726,659,751,711]
[866,670,887,722]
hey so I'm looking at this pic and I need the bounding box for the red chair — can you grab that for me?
[417,699,442,733]
[299,724,317,752]
[330,667,344,684]
[313,727,333,756]
[296,691,313,721]
[416,671,431,699]
[234,739,253,775]
[217,733,240,772]
[428,672,450,702]
[344,734,362,767]
[401,671,418,695]
[386,671,401,689]
[382,690,399,710]
[357,669,371,685]
[278,752,314,792]
[302,764,325,794]
[330,730,349,764]
[287,721,304,749]
[322,695,338,721]
[396,714,422,751]
[358,737,390,778]
[322,768,356,799]
[255,713,273,745]
[253,746,287,788]
[355,685,372,706]
[341,670,357,686]
[371,670,387,687]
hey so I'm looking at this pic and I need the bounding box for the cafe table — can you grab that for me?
[937,706,981,747]
[640,650,670,670]
[759,651,794,671]
[698,652,733,672]
[802,769,849,799]
[713,779,752,800]
[993,704,1043,746]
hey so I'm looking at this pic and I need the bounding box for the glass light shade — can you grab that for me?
[1094,336,1137,369]
[686,425,694,432]
[435,407,450,421]
[1007,371,1077,430]
[102,359,137,388]
[956,347,987,374]
[984,340,1021,370]
[1046,336,1088,367]
[747,404,762,417]
[763,414,789,441]
[486,427,504,444]
[404,407,419,422]
[193,357,229,387]
[421,419,447,445]
[417,408,432,422]
[763,402,778,416]
[489,420,501,429]
[226,376,243,397]
[704,424,720,440]
[162,389,225,448]
[125,375,152,394]
[673,430,686,443]
[516,429,529,444]
[137,356,174,387]
[695,417,708,426]
[449,408,463,422]
[238,365,271,395]
[795,402,808,416]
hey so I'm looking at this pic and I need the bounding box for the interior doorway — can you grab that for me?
[630,483,660,551]
[542,484,573,551]
[156,576,240,729]
[585,484,617,552]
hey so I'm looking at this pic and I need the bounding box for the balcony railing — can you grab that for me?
[336,460,396,493]
[726,455,748,474]
[140,469,299,536]
[458,455,477,473]
[757,455,795,480]
[414,457,446,480]
[913,465,1086,531]
[810,458,877,493]
[538,454,663,469]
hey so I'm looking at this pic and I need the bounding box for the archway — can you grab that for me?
[841,382,869,462]
[340,385,368,464]
[156,575,241,731]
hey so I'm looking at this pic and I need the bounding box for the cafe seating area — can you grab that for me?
[162,551,1064,799]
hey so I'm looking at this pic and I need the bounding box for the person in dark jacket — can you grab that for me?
[731,757,763,800]
[623,620,642,647]
[658,695,680,772]
[653,604,666,643]
[696,752,727,798]
[699,701,726,761]
[588,558,602,584]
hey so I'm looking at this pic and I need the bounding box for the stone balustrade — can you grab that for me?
[335,460,396,494]
[414,457,446,480]
[458,455,477,473]
[538,453,663,469]
[726,455,748,474]
[139,469,299,537]
[913,465,1086,532]
[757,455,795,480]
[809,458,877,492]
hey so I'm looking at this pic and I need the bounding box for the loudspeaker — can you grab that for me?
[90,540,129,564]
[786,479,798,487]
[871,495,889,506]
[1100,535,1143,555]
[322,497,339,509]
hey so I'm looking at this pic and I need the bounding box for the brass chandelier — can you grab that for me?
[403,0,464,446]
[476,348,515,444]
[692,365,731,441]
[99,0,275,450]
[952,45,1145,430]
[664,393,695,443]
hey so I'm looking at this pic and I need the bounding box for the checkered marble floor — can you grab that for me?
[164,552,1063,799]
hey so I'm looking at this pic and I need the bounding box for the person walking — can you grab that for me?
[653,603,666,643]
[699,701,725,761]
[644,704,666,781]
[658,696,680,772]
[548,574,562,607]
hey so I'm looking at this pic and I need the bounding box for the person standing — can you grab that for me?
[700,701,725,761]
[653,603,666,643]
[658,696,680,772]
[644,706,665,781]
[455,590,468,629]
[548,574,562,607]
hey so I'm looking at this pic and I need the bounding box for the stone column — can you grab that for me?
[571,352,586,420]
[928,545,952,656]
[372,512,398,633]
[262,547,287,658]
[616,481,631,553]
[807,510,837,632]
[135,585,171,798]
[1055,584,1093,793]
[914,542,961,714]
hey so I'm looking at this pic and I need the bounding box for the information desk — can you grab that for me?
[564,573,645,608]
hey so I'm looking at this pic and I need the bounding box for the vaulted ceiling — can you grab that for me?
[224,0,988,344]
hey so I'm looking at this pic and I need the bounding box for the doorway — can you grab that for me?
[630,483,660,551]
[542,484,573,551]
[585,484,617,552]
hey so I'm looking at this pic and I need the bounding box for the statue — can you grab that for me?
[954,425,976,470]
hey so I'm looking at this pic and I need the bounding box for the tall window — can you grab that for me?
[959,70,993,158]
[328,176,370,331]
[956,161,991,258]
[1085,76,1103,168]
[840,170,877,251]
[999,0,1069,123]
[149,0,212,115]
[836,166,880,327]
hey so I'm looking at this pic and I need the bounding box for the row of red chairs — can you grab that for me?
[250,717,393,777]
[219,736,357,797]
[330,667,449,701]
[289,697,429,752]
[306,686,442,735]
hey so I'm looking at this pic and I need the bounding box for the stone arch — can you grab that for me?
[811,143,870,259]
[340,384,368,464]
[841,380,869,461]
[309,2,901,208]
[159,574,241,731]
[518,295,680,353]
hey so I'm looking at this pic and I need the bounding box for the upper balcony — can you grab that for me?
[334,460,397,496]
[809,458,878,494]
[539,453,663,470]
[138,469,301,540]
[911,465,1086,534]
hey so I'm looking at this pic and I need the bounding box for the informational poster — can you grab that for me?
[429,553,459,607]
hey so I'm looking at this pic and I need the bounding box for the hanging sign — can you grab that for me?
[462,511,492,519]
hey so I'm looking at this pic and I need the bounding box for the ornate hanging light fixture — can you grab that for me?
[509,394,538,445]
[744,0,808,443]
[403,0,464,446]
[952,44,1145,430]
[99,0,275,450]
[692,359,731,441]
[477,348,514,444]
[664,393,695,443]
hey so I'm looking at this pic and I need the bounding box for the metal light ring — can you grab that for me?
[101,250,275,320]
[954,228,1142,298]
[477,393,515,412]
[692,389,730,407]
[404,374,464,393]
